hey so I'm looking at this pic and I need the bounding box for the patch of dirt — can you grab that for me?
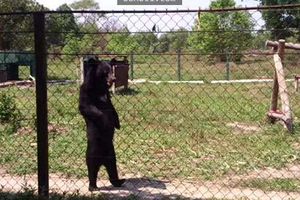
[292,143,300,150]
[1,165,300,199]
[0,167,5,174]
[226,122,261,134]
[221,164,300,186]
[18,122,68,135]
[48,122,68,133]
[19,126,34,134]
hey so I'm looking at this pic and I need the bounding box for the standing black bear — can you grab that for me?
[79,57,125,191]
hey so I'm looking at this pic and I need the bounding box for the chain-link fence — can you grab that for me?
[1,5,300,199]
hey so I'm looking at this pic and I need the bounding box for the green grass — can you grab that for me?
[1,55,300,187]
[132,54,300,81]
[18,57,80,81]
[0,80,300,181]
[16,54,300,82]
[237,178,300,193]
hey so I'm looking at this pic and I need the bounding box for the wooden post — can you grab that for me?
[269,47,279,124]
[267,40,293,131]
[273,56,293,131]
[226,48,230,80]
[277,40,293,131]
[269,40,285,114]
[112,65,116,94]
[123,56,129,89]
[177,48,181,81]
[265,40,300,131]
[80,57,84,85]
[130,51,134,81]
[294,75,300,92]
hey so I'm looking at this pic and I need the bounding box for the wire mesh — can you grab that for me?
[0,6,300,199]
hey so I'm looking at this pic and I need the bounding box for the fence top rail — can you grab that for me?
[1,3,300,16]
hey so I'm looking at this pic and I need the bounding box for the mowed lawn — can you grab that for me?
[0,77,300,181]
[18,53,300,82]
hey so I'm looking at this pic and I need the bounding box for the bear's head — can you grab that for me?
[84,57,116,95]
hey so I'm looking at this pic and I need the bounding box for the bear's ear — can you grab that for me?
[87,58,99,70]
[88,58,97,65]
[110,58,117,66]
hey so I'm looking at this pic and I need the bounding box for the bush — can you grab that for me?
[0,93,22,132]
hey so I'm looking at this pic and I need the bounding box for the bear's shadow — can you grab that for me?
[113,87,140,96]
[99,177,167,191]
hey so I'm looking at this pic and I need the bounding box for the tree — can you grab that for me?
[0,0,45,50]
[169,28,189,51]
[69,0,100,10]
[251,30,271,49]
[69,0,104,29]
[107,27,137,54]
[132,32,158,53]
[64,0,111,55]
[47,4,79,49]
[62,34,85,60]
[258,0,300,41]
[157,33,171,53]
[157,27,189,53]
[187,0,254,61]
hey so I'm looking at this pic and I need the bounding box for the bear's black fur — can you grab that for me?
[79,57,125,191]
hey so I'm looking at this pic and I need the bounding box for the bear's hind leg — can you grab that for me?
[104,162,125,187]
[87,158,101,191]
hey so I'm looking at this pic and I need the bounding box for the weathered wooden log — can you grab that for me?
[269,40,285,117]
[267,40,293,131]
[295,74,300,92]
[266,40,300,50]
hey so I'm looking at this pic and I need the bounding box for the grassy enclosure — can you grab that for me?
[2,5,300,199]
[1,54,300,184]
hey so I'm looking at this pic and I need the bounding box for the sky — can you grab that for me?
[35,0,260,11]
[34,0,263,32]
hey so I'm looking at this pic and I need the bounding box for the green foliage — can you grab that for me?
[157,33,170,53]
[62,32,108,60]
[259,0,300,41]
[132,32,158,53]
[210,0,235,8]
[47,4,79,49]
[169,28,189,51]
[251,30,271,49]
[0,0,44,13]
[107,28,138,54]
[69,0,104,25]
[62,34,100,60]
[61,34,81,59]
[0,93,21,132]
[0,0,46,50]
[69,0,100,10]
[187,0,254,62]
[157,27,189,53]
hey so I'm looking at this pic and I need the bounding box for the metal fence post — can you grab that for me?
[226,49,230,80]
[130,51,134,80]
[177,48,181,81]
[34,12,49,198]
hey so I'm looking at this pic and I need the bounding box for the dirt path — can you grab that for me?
[1,165,300,199]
